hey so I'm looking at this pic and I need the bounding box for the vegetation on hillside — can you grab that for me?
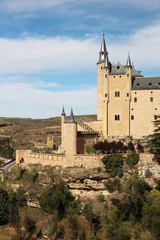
[0,138,14,159]
[147,114,160,164]
[86,140,144,155]
[1,160,160,240]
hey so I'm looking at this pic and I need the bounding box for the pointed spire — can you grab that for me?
[69,108,76,123]
[98,34,107,63]
[126,53,132,67]
[61,105,65,116]
[104,54,110,69]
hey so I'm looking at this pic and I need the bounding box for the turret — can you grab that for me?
[68,107,76,123]
[97,34,109,121]
[63,108,77,163]
[98,34,107,63]
[61,106,66,145]
[125,53,132,102]
[103,55,110,138]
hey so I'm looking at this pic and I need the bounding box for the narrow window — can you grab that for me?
[114,76,116,78]
[105,74,107,78]
[115,91,117,97]
[115,115,120,121]
[127,93,129,97]
[131,115,134,120]
[137,83,140,86]
[127,73,129,77]
[119,76,121,78]
[105,93,107,97]
[134,98,137,102]
[117,91,120,97]
[154,115,158,120]
[149,82,152,86]
[150,97,153,102]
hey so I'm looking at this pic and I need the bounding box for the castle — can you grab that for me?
[16,35,160,168]
[60,34,160,155]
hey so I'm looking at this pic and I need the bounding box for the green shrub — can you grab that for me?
[10,165,25,180]
[102,154,124,178]
[126,153,139,168]
[16,186,26,206]
[97,193,105,202]
[104,179,122,193]
[30,168,39,183]
[0,187,10,225]
[39,179,81,219]
[137,143,144,152]
[24,216,36,238]
[86,145,96,154]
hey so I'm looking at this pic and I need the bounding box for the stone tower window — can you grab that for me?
[115,91,120,97]
[105,74,107,78]
[117,66,120,69]
[150,97,153,102]
[127,73,129,77]
[105,94,107,97]
[131,115,134,120]
[149,83,152,86]
[134,98,137,102]
[127,93,129,97]
[115,115,120,121]
[137,83,140,86]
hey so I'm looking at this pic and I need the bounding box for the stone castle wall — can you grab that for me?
[16,149,154,171]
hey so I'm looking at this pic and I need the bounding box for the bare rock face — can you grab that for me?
[61,167,111,199]
[137,156,160,186]
[28,164,112,199]
[27,153,160,200]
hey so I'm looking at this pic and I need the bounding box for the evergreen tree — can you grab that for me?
[0,187,9,225]
[147,115,160,164]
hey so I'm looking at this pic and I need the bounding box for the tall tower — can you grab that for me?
[125,53,132,102]
[125,54,132,135]
[103,54,110,138]
[63,108,77,164]
[61,106,66,145]
[97,34,108,121]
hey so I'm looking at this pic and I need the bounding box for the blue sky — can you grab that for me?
[0,0,160,118]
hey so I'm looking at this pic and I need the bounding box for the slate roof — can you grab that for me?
[110,63,142,77]
[132,77,160,90]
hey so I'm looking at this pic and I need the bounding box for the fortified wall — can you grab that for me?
[16,148,154,172]
[16,150,104,169]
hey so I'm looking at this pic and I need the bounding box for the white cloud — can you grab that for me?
[0,36,98,75]
[0,21,160,76]
[1,0,160,13]
[0,0,74,12]
[0,82,96,118]
[108,22,160,71]
[0,22,160,117]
